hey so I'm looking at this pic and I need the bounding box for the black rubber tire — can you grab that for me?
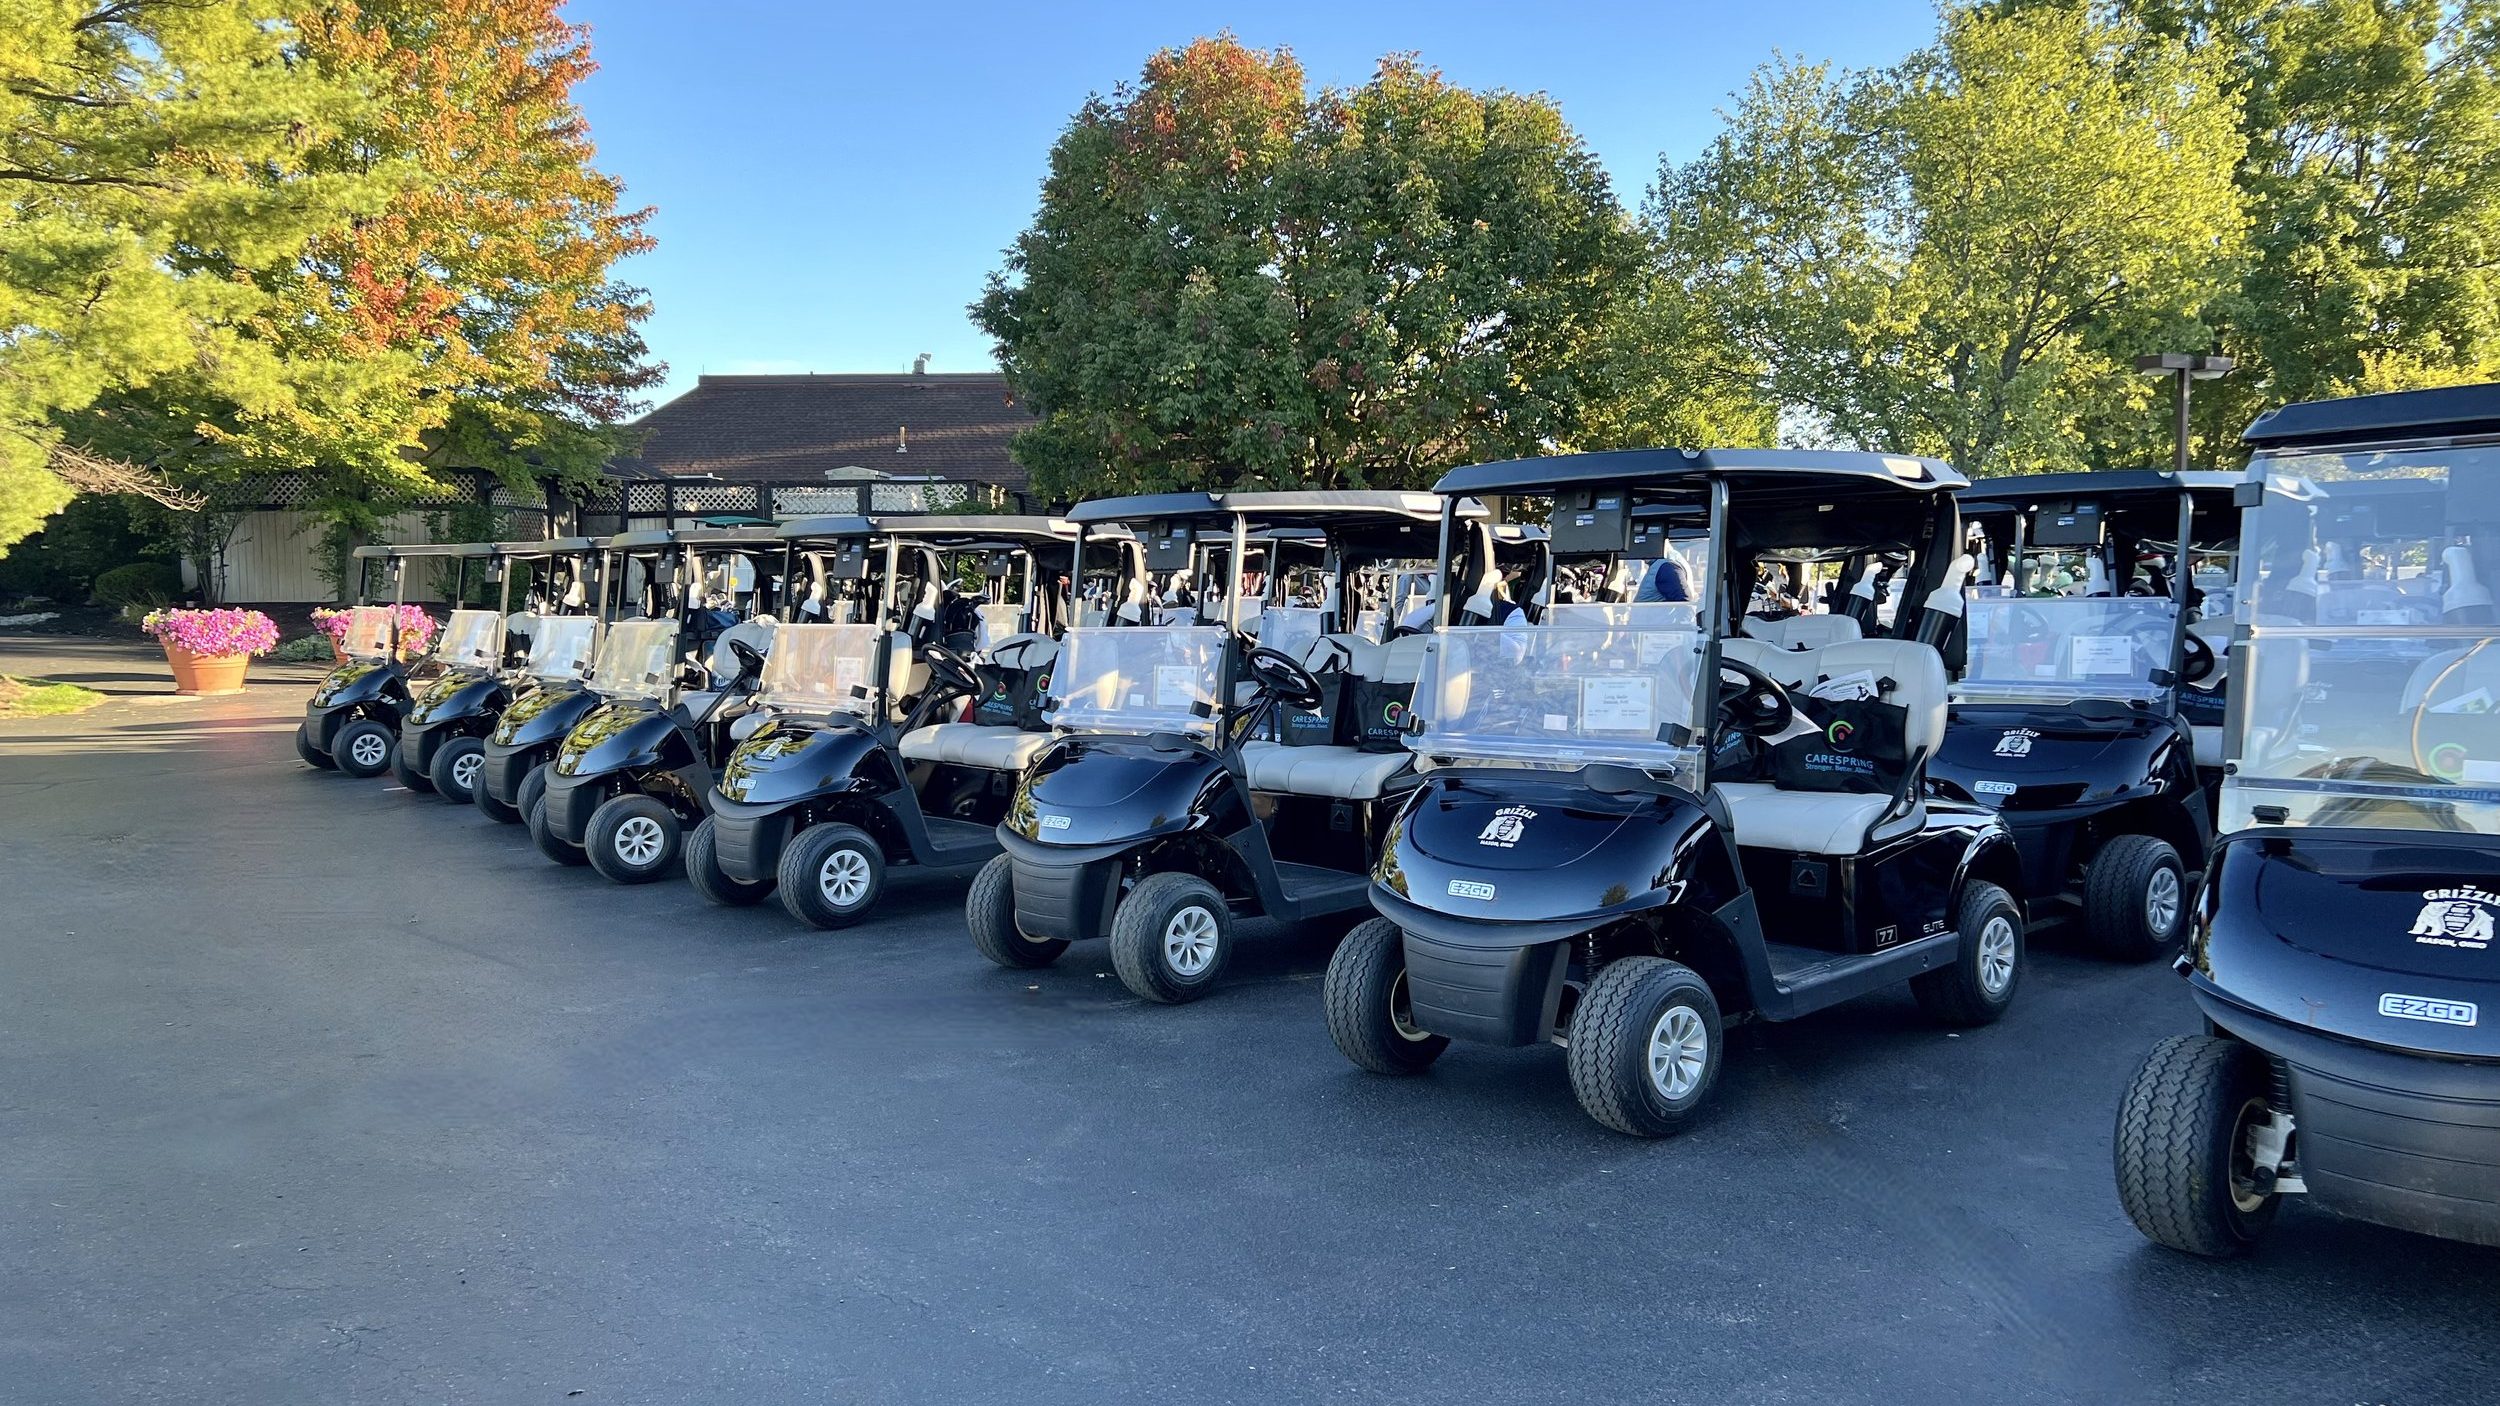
[391,739,433,792]
[585,793,683,885]
[1108,871,1233,1004]
[523,768,588,867]
[776,822,886,929]
[2113,1034,2281,1257]
[1912,881,2024,1026]
[966,853,1067,968]
[473,763,522,824]
[685,815,772,906]
[295,721,336,770]
[332,719,397,779]
[1324,917,1449,1074]
[2083,834,2188,962]
[1565,957,1724,1137]
[428,735,485,804]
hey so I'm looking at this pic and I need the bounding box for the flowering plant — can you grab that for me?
[142,608,281,658]
[312,604,436,652]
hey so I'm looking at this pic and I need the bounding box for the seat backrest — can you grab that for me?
[987,633,1058,673]
[1740,613,1863,651]
[1804,638,1949,758]
[886,629,928,713]
[1288,631,1379,680]
[1720,638,1815,689]
[1377,634,1433,685]
[707,619,776,686]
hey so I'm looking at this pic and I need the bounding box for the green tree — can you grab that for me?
[974,37,1651,502]
[1650,5,2247,473]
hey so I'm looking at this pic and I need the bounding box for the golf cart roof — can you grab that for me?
[2245,382,2500,449]
[1954,470,2240,510]
[1066,489,1473,530]
[771,514,878,542]
[867,514,1077,545]
[349,541,494,559]
[488,537,598,558]
[600,526,782,551]
[1433,447,1963,497]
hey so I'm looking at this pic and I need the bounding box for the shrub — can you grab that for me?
[93,561,184,609]
[271,634,336,663]
[140,608,280,657]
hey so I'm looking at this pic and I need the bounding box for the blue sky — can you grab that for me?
[570,0,1938,406]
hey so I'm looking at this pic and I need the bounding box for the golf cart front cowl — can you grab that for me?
[1929,703,2187,813]
[716,718,891,807]
[2190,830,2500,1061]
[309,658,395,709]
[1375,772,1728,925]
[1003,737,1239,847]
[490,681,597,748]
[556,702,676,776]
[407,672,502,727]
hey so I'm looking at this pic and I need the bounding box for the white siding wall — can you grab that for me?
[180,510,436,603]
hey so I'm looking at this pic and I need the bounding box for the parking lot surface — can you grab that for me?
[4,636,2494,1404]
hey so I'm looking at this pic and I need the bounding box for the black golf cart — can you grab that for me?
[1926,472,2239,959]
[296,542,487,779]
[1320,449,2029,1137]
[2115,384,2500,1254]
[532,525,788,881]
[970,491,1475,1003]
[397,537,600,805]
[696,515,1077,924]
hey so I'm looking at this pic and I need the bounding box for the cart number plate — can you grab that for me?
[2378,993,2477,1027]
[1447,879,1498,901]
[1039,814,1070,830]
[1974,780,2018,796]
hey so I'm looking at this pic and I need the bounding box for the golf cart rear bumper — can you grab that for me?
[997,828,1125,944]
[542,768,610,846]
[705,794,797,886]
[2199,993,2500,1247]
[1372,888,1585,1048]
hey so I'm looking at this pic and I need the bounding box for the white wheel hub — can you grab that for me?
[613,815,665,867]
[1647,1004,1710,1101]
[350,734,387,768]
[2146,865,2182,935]
[1388,969,1430,1043]
[819,847,873,907]
[1977,914,2018,996]
[449,752,482,792]
[1163,905,1220,977]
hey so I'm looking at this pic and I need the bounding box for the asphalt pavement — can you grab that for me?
[3,635,2493,1405]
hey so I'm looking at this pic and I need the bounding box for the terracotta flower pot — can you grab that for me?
[162,643,251,696]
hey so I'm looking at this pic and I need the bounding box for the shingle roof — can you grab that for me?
[609,372,1033,491]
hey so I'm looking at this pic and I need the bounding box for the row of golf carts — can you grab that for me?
[297,385,2500,1258]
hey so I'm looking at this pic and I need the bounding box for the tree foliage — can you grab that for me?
[1649,5,2247,474]
[975,37,1650,502]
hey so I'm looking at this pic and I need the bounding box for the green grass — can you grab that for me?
[0,675,107,719]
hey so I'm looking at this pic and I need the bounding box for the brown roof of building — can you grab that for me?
[609,372,1033,491]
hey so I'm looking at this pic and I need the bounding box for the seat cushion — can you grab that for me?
[1713,781,1921,856]
[899,723,1055,773]
[1740,614,1862,650]
[1239,741,1413,801]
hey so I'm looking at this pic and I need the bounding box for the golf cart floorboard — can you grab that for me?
[920,815,999,866]
[1273,862,1371,918]
[1761,935,1958,1017]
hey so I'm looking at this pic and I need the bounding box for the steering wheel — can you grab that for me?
[1245,645,1326,709]
[2179,631,2218,684]
[727,638,768,680]
[918,641,985,697]
[1717,656,1796,737]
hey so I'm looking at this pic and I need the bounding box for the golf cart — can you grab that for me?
[296,542,487,779]
[970,491,1477,1003]
[2115,384,2500,1254]
[1926,472,2239,959]
[398,537,600,805]
[1321,449,2028,1137]
[532,525,787,881]
[696,515,1078,925]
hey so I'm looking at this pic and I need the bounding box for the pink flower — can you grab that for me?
[312,604,436,650]
[142,608,282,658]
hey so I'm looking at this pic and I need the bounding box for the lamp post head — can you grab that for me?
[2135,352,2236,379]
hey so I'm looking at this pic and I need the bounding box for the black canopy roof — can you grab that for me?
[488,537,598,558]
[1065,489,1466,531]
[602,526,784,552]
[867,514,1075,545]
[2244,382,2500,449]
[770,515,878,543]
[1433,447,1961,497]
[349,541,494,559]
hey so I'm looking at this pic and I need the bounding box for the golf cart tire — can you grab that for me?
[1324,917,1449,1075]
[2113,1034,2280,1258]
[586,794,683,885]
[474,769,522,824]
[391,740,433,793]
[1565,957,1724,1138]
[2084,834,2187,962]
[428,735,484,805]
[685,816,773,907]
[332,719,396,779]
[967,853,1067,968]
[1109,871,1233,1004]
[524,769,588,868]
[1912,881,2023,1027]
[777,822,886,929]
[295,722,336,770]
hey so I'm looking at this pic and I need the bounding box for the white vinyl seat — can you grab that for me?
[1239,741,1414,801]
[1710,638,1949,856]
[1739,613,1862,651]
[899,723,1056,773]
[2184,617,2231,769]
[1711,783,1919,854]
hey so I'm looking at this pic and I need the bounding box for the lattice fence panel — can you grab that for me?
[771,486,864,517]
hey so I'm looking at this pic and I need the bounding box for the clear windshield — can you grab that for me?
[1256,606,1327,659]
[433,609,500,669]
[1544,601,1701,631]
[1048,625,1227,737]
[522,616,596,681]
[340,606,396,658]
[588,619,681,699]
[2226,443,2500,833]
[974,603,1024,652]
[760,623,883,714]
[1412,624,1705,789]
[1956,597,2181,705]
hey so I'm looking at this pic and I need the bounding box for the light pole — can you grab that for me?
[2134,353,2236,475]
